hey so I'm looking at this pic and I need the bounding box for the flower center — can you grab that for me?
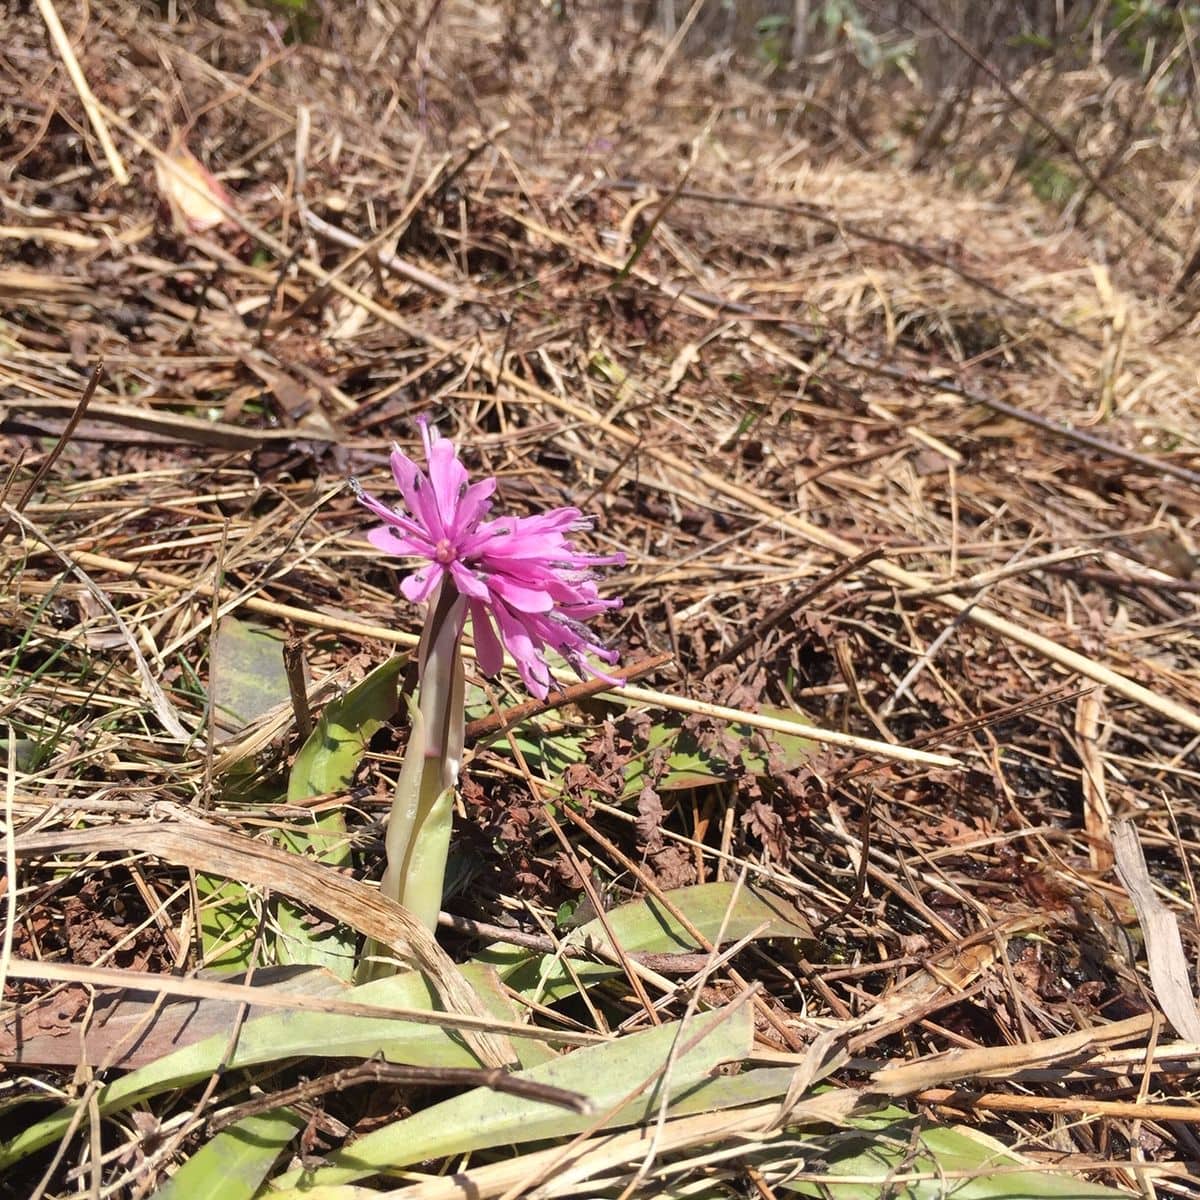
[434,538,456,564]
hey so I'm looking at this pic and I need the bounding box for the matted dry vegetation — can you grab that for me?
[3,0,1200,1196]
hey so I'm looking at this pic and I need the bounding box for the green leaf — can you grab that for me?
[196,873,259,971]
[277,655,407,977]
[212,618,291,731]
[488,704,814,800]
[508,723,589,780]
[259,1073,800,1200]
[783,1107,1127,1199]
[741,705,817,771]
[473,880,812,1004]
[149,1111,305,1200]
[268,1002,754,1191]
[202,618,294,970]
[0,965,522,1172]
[287,656,406,803]
[622,707,815,795]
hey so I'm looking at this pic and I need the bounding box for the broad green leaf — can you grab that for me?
[491,706,814,800]
[287,656,406,802]
[278,655,407,978]
[622,707,815,795]
[268,1002,754,1191]
[0,965,524,1172]
[196,873,259,971]
[783,1108,1126,1199]
[265,1071,855,1198]
[473,880,812,1003]
[212,618,291,730]
[150,1110,304,1200]
[599,1064,804,1123]
[508,724,588,780]
[203,618,294,970]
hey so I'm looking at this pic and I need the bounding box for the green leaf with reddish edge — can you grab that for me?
[0,964,541,1172]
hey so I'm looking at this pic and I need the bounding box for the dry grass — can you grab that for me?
[2,0,1200,1195]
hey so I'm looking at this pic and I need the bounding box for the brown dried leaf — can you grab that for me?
[156,142,233,233]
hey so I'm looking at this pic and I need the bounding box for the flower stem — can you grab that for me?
[362,582,465,978]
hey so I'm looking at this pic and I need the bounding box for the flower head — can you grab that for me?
[354,418,624,699]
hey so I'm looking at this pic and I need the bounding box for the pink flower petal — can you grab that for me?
[425,434,471,533]
[491,602,552,698]
[469,599,505,676]
[390,447,445,541]
[448,561,490,601]
[401,564,445,604]
[355,485,427,541]
[449,477,496,539]
[367,525,431,557]
[356,419,622,698]
[489,576,555,614]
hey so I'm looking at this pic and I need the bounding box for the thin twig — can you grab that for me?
[208,1057,590,1133]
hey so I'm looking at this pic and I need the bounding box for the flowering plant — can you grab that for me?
[353,419,623,960]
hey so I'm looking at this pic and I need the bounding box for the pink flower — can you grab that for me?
[354,419,624,699]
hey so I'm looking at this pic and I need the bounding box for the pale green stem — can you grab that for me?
[361,581,465,978]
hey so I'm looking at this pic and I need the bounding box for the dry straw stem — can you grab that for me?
[897,546,1094,599]
[40,546,948,768]
[129,127,1200,736]
[33,0,128,186]
[1112,819,1200,1043]
[871,1012,1155,1095]
[304,210,477,304]
[915,1087,1200,1125]
[208,1059,591,1132]
[1075,689,1114,874]
[0,396,336,450]
[0,958,598,1047]
[617,684,959,768]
